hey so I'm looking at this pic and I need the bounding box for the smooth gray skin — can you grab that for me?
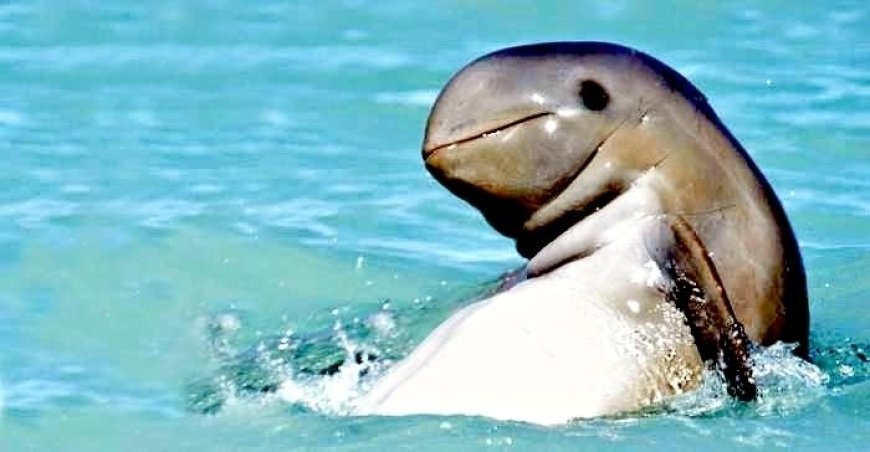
[422,42,808,356]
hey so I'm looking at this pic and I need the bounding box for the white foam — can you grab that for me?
[275,323,378,415]
[752,342,829,415]
[665,342,828,416]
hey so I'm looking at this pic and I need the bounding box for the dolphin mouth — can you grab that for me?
[423,111,552,159]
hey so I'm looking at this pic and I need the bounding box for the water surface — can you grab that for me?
[1,1,868,450]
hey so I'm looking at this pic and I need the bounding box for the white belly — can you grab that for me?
[354,231,703,425]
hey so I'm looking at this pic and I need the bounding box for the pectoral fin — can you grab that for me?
[662,215,757,401]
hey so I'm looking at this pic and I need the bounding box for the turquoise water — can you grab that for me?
[1,1,868,449]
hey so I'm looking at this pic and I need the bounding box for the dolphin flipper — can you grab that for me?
[663,215,757,401]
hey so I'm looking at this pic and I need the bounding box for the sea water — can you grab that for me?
[0,1,867,450]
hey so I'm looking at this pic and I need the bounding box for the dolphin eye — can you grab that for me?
[579,80,609,111]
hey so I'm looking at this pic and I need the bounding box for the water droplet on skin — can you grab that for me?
[556,108,580,118]
[544,118,558,133]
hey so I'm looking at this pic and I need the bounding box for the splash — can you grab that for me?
[185,275,506,416]
[752,342,829,415]
[663,342,829,417]
[186,287,867,423]
[185,304,401,416]
[811,339,870,387]
[274,318,384,415]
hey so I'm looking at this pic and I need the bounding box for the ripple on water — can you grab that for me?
[126,199,204,229]
[0,0,867,448]
[1,45,414,72]
[373,90,438,107]
[243,199,339,238]
[0,109,25,126]
[0,199,79,229]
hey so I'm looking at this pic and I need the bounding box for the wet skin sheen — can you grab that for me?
[355,42,808,425]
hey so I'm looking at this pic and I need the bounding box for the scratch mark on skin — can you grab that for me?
[672,204,738,218]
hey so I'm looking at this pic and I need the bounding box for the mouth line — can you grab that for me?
[424,111,552,158]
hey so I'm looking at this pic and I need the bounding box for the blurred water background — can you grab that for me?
[0,1,868,450]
